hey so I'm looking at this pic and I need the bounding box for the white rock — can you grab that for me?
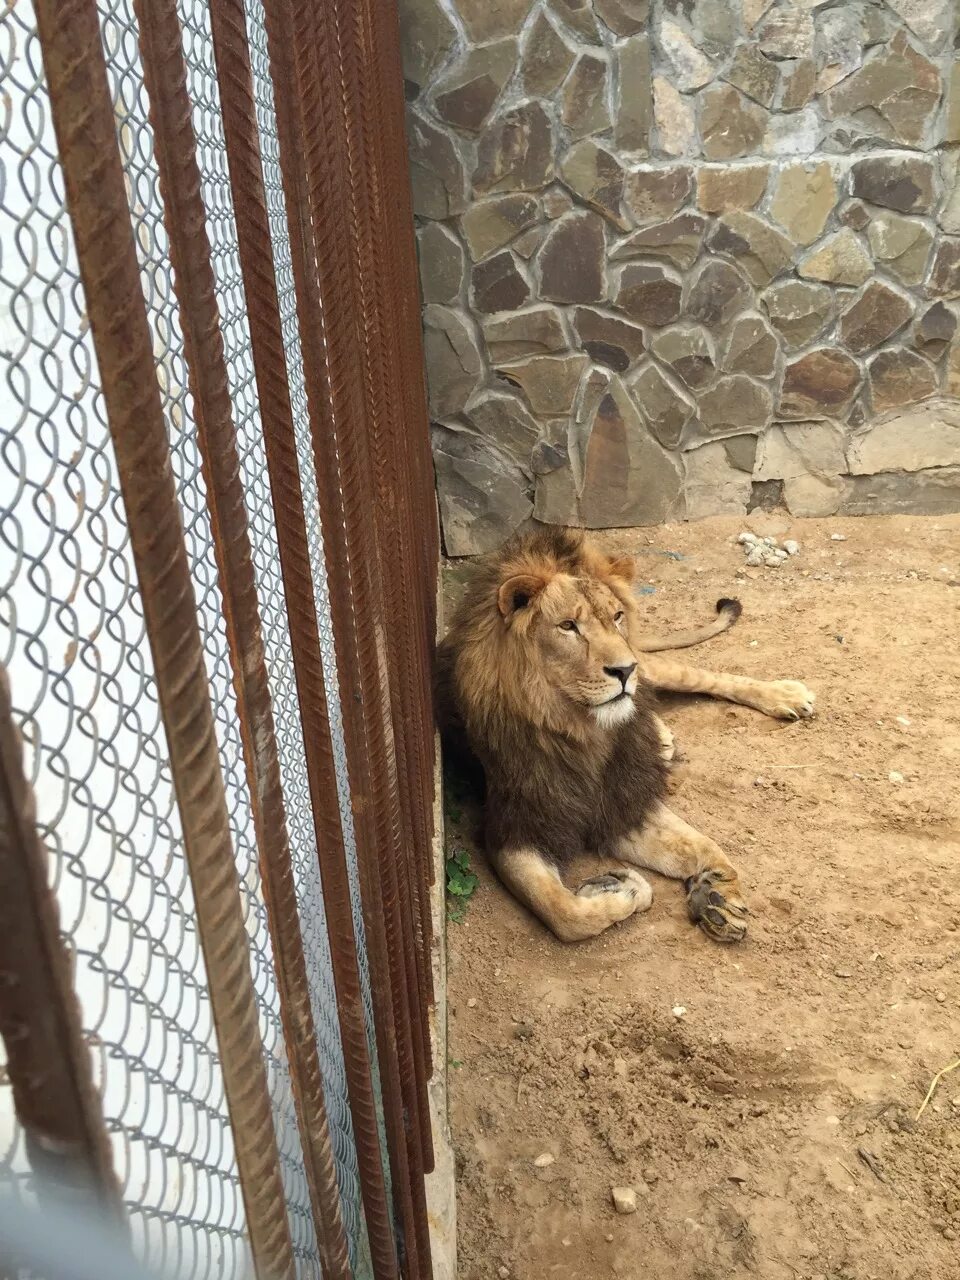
[533,1152,555,1168]
[830,532,847,541]
[672,1004,687,1018]
[745,547,764,566]
[611,1186,638,1215]
[738,531,759,545]
[783,539,800,555]
[888,771,905,784]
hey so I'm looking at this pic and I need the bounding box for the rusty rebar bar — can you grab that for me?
[133,4,352,1275]
[32,5,295,1276]
[0,665,126,1225]
[260,1,427,1271]
[204,2,401,1276]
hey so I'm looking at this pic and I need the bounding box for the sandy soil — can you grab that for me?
[441,512,960,1280]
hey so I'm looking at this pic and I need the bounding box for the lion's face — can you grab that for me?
[498,569,640,730]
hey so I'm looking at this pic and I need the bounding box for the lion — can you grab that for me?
[435,526,815,945]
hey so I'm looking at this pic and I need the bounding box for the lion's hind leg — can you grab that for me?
[492,846,653,944]
[616,805,748,944]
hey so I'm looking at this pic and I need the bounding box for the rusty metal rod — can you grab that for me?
[133,4,352,1275]
[32,5,295,1276]
[0,665,126,1226]
[204,2,400,1276]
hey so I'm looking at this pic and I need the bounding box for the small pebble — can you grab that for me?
[605,1233,614,1243]
[467,998,477,1008]
[830,532,847,541]
[498,1268,510,1279]
[888,770,905,784]
[611,1186,638,1215]
[738,531,758,545]
[783,540,800,555]
[672,1005,687,1018]
[533,1152,555,1168]
[745,547,764,566]
[835,967,853,978]
[944,1227,958,1241]
[896,715,911,727]
[642,1166,659,1184]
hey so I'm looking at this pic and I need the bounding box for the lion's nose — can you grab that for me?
[604,662,636,688]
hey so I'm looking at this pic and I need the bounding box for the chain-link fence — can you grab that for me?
[0,2,439,1278]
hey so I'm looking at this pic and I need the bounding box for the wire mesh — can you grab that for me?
[1,1,398,1277]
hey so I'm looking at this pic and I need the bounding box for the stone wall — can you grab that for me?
[401,0,960,555]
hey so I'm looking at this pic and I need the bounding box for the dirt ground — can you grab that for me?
[440,512,960,1280]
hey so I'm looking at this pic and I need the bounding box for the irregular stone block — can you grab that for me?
[408,112,467,217]
[593,0,650,36]
[471,252,530,313]
[724,433,758,473]
[884,0,953,51]
[868,348,937,413]
[928,239,960,299]
[799,229,872,286]
[683,441,752,519]
[696,164,768,213]
[417,222,465,305]
[707,212,795,286]
[849,155,936,213]
[846,399,960,476]
[482,307,567,362]
[474,102,553,196]
[779,58,816,110]
[652,76,695,156]
[838,199,871,231]
[664,0,737,55]
[758,8,813,59]
[610,212,707,269]
[464,390,540,461]
[521,12,576,97]
[769,161,836,246]
[651,325,716,389]
[865,212,933,287]
[496,353,589,415]
[432,425,532,556]
[725,44,778,107]
[948,61,960,143]
[562,54,611,140]
[401,0,457,93]
[780,348,861,418]
[695,375,773,439]
[512,227,544,258]
[723,314,779,377]
[433,40,517,133]
[534,462,579,524]
[839,282,914,355]
[685,258,753,329]
[461,194,539,261]
[616,37,653,152]
[543,187,574,219]
[615,263,683,326]
[455,0,535,42]
[837,468,960,517]
[578,378,684,527]
[625,166,693,223]
[539,212,606,304]
[913,302,957,358]
[941,148,960,235]
[561,141,629,229]
[762,279,835,350]
[815,6,863,94]
[624,360,696,449]
[573,308,647,372]
[700,84,767,160]
[755,420,847,482]
[423,304,483,415]
[659,18,714,91]
[824,30,940,148]
[550,0,602,43]
[783,474,848,517]
[762,106,820,156]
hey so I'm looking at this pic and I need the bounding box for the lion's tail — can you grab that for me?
[634,598,742,653]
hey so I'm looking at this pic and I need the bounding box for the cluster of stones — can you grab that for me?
[401,0,960,554]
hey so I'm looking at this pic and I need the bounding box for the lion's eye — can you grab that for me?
[614,610,625,623]
[558,620,578,633]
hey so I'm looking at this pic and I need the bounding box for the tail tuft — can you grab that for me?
[716,597,743,620]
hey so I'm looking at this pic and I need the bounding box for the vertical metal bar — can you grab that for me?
[132,5,352,1275]
[0,665,125,1224]
[31,6,296,1277]
[202,3,401,1277]
[258,1,429,1272]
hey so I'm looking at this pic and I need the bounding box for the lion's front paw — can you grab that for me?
[685,870,748,944]
[755,679,816,721]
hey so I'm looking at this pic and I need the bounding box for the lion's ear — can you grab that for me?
[606,555,636,583]
[497,573,548,619]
